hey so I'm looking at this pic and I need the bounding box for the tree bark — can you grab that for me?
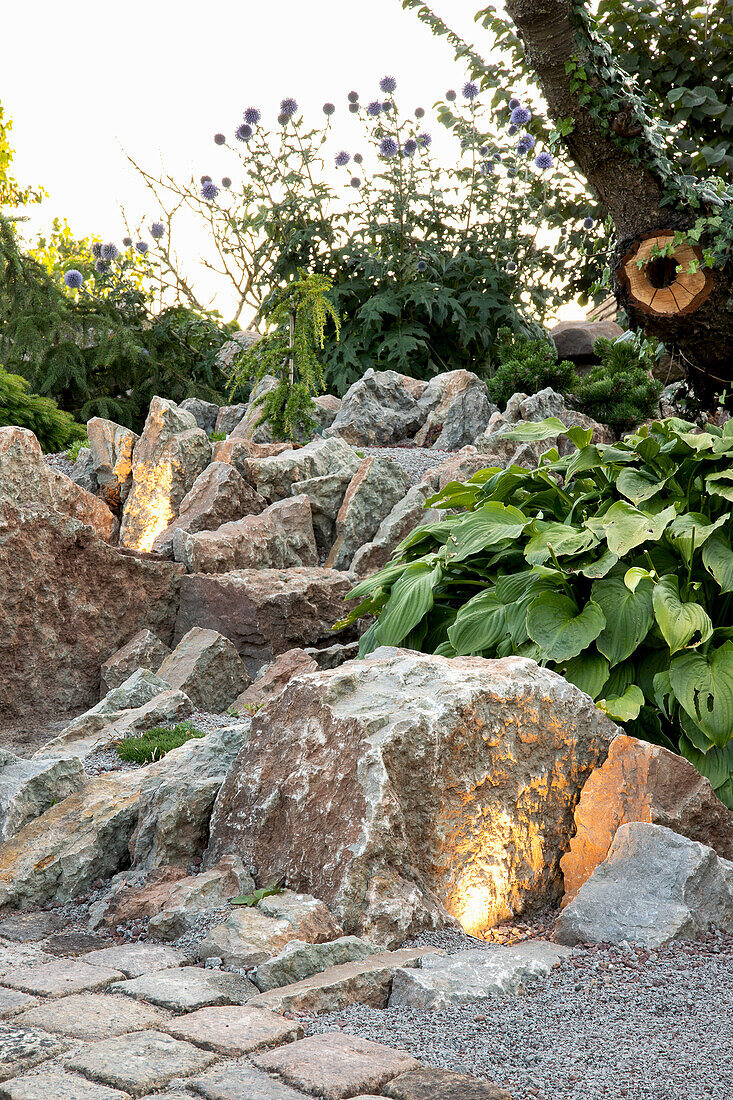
[505,0,733,402]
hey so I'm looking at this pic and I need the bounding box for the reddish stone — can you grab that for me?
[233,648,318,712]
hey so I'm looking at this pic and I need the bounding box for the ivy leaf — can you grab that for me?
[670,642,733,747]
[526,593,605,661]
[652,575,713,654]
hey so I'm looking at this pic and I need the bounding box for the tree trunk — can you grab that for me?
[505,0,733,402]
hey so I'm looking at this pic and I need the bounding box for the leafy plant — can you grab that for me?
[573,336,663,435]
[486,327,579,408]
[66,436,90,462]
[343,416,733,807]
[115,721,205,764]
[230,884,284,907]
[0,366,85,453]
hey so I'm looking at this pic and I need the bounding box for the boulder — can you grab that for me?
[87,417,139,511]
[555,822,733,948]
[232,649,318,713]
[325,457,411,571]
[205,649,616,945]
[245,437,360,504]
[157,628,251,713]
[175,567,354,676]
[214,403,250,436]
[69,446,98,494]
[146,856,255,940]
[0,749,85,842]
[212,437,293,480]
[351,485,441,578]
[313,393,341,430]
[173,496,317,575]
[253,936,377,992]
[304,641,360,669]
[425,446,496,491]
[550,319,624,363]
[216,328,260,372]
[179,398,220,436]
[152,461,266,557]
[119,397,211,552]
[290,472,353,551]
[561,734,733,906]
[227,376,280,444]
[414,371,496,450]
[0,428,182,718]
[326,368,427,446]
[100,629,171,696]
[477,388,613,458]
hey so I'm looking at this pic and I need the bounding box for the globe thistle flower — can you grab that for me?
[366,101,381,117]
[417,260,427,272]
[201,175,212,183]
[403,138,417,156]
[509,98,520,109]
[379,136,399,158]
[122,237,133,247]
[214,133,226,145]
[417,132,432,147]
[480,159,494,175]
[479,145,489,156]
[347,90,359,103]
[334,150,350,166]
[222,177,232,188]
[462,81,479,100]
[516,133,536,154]
[510,105,531,126]
[91,242,102,258]
[508,124,518,136]
[348,103,360,114]
[379,75,397,94]
[95,259,110,273]
[280,97,298,117]
[100,242,119,261]
[353,152,363,164]
[381,100,393,111]
[493,152,502,161]
[583,216,595,229]
[506,260,518,274]
[64,269,84,289]
[277,114,289,126]
[243,107,261,125]
[415,107,425,118]
[201,180,220,200]
[135,241,149,254]
[506,168,517,178]
[150,222,165,240]
[535,151,554,170]
[323,102,336,116]
[235,123,253,141]
[350,177,361,188]
[446,89,457,101]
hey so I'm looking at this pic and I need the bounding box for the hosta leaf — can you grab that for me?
[705,470,733,501]
[599,501,676,557]
[448,591,507,655]
[652,575,713,654]
[526,593,605,661]
[616,467,666,504]
[592,575,654,665]
[574,549,618,578]
[563,651,610,699]
[667,512,729,560]
[670,642,733,747]
[624,566,656,591]
[702,531,733,592]
[679,733,733,796]
[524,521,599,565]
[597,684,644,722]
[446,503,528,561]
[497,416,570,441]
[374,563,440,647]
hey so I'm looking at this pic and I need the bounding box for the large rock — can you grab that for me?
[146,856,255,940]
[252,936,377,992]
[290,472,353,552]
[233,649,318,713]
[561,734,733,906]
[205,649,616,945]
[414,371,496,450]
[556,822,733,947]
[212,437,293,480]
[478,388,613,459]
[245,437,360,504]
[0,750,85,842]
[214,403,250,436]
[351,485,441,578]
[325,457,411,571]
[173,497,317,574]
[157,628,251,712]
[227,376,279,443]
[550,319,624,364]
[100,629,171,696]
[326,369,427,446]
[119,397,211,552]
[152,461,265,556]
[87,417,139,510]
[69,446,98,494]
[179,398,220,436]
[0,428,182,718]
[175,567,353,676]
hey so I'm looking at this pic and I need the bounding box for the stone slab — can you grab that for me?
[43,933,112,957]
[384,1067,513,1099]
[17,992,164,1040]
[251,1033,421,1100]
[0,989,37,1020]
[164,1004,302,1055]
[185,1058,312,1099]
[0,913,61,942]
[81,943,187,978]
[0,1022,68,1083]
[65,1030,217,1096]
[112,966,256,1012]
[3,960,125,998]
[0,1070,129,1099]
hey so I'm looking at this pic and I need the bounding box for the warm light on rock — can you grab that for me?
[122,465,175,552]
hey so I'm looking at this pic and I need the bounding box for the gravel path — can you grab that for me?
[363,446,452,485]
[307,930,733,1100]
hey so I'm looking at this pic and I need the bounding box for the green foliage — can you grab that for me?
[573,336,663,435]
[0,100,45,210]
[115,721,205,765]
[230,885,284,907]
[0,366,85,453]
[66,436,89,462]
[345,417,733,807]
[228,272,337,441]
[208,430,227,442]
[486,327,578,408]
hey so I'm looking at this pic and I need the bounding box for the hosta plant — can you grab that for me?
[343,416,733,807]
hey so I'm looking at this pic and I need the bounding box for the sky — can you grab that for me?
[3,0,582,322]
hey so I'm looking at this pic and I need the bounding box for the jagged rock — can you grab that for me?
[146,856,255,940]
[216,328,261,372]
[313,393,341,430]
[175,566,354,676]
[385,1068,512,1100]
[119,398,211,552]
[211,437,293,481]
[561,734,733,906]
[153,461,266,557]
[227,376,280,444]
[326,368,427,446]
[232,649,318,713]
[351,485,441,578]
[477,388,613,459]
[290,473,352,551]
[414,371,496,450]
[556,822,733,947]
[69,447,98,494]
[245,437,360,504]
[0,750,85,842]
[253,936,377,992]
[303,641,360,669]
[100,630,171,696]
[325,457,411,571]
[157,628,250,712]
[389,942,571,1009]
[87,417,139,511]
[205,648,616,946]
[179,398,220,436]
[173,497,317,575]
[550,319,624,364]
[214,403,250,436]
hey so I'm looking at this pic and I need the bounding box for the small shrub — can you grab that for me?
[209,430,227,442]
[66,435,89,462]
[115,721,205,764]
[486,328,578,408]
[573,336,663,435]
[230,884,284,907]
[0,365,85,453]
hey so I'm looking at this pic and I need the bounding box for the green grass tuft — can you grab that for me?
[115,721,206,764]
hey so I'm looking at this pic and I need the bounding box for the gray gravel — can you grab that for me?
[362,446,451,485]
[43,451,75,477]
[307,930,733,1100]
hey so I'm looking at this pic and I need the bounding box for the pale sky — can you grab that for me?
[4,0,582,322]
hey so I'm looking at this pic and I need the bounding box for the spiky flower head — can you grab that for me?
[516,133,536,154]
[323,102,336,116]
[222,177,232,188]
[334,150,350,166]
[235,123,253,141]
[135,241,149,254]
[122,237,133,247]
[348,103,359,114]
[510,105,531,126]
[353,152,363,164]
[583,216,595,229]
[277,113,289,126]
[508,124,518,136]
[100,242,119,261]
[493,152,502,161]
[201,180,220,200]
[506,168,517,178]
[462,81,479,100]
[506,260,518,273]
[381,100,393,111]
[367,101,382,117]
[280,97,298,117]
[403,138,417,156]
[91,242,102,258]
[417,260,427,272]
[150,222,165,239]
[350,177,361,188]
[243,107,261,125]
[414,107,425,118]
[379,75,397,93]
[446,89,457,101]
[417,132,432,147]
[535,151,554,170]
[95,259,110,273]
[64,269,84,289]
[201,175,212,183]
[214,133,226,145]
[479,145,489,156]
[347,90,359,103]
[480,159,495,175]
[508,98,520,109]
[379,136,399,158]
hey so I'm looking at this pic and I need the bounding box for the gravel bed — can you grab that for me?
[43,450,75,477]
[362,446,452,485]
[307,929,733,1100]
[83,709,241,775]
